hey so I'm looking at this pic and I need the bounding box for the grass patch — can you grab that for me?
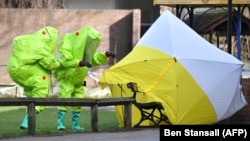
[0,106,26,113]
[0,106,119,138]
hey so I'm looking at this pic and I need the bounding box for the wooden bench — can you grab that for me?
[0,97,135,135]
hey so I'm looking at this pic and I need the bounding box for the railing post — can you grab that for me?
[27,102,36,135]
[124,102,132,128]
[91,104,98,132]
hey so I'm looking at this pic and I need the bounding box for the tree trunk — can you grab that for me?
[0,0,64,8]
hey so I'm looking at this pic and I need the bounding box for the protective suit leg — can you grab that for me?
[72,112,84,131]
[20,83,47,129]
[57,110,66,130]
[20,114,28,129]
[20,110,39,129]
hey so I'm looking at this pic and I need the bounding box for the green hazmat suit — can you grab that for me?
[7,26,60,129]
[7,26,60,112]
[54,27,110,131]
[54,27,108,112]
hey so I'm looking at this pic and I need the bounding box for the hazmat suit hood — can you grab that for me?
[7,26,60,77]
[54,27,107,85]
[34,26,59,54]
[57,27,102,64]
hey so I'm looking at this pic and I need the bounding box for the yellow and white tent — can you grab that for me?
[99,10,247,125]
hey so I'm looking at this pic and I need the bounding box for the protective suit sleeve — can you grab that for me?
[39,57,60,70]
[91,52,108,66]
[38,43,60,70]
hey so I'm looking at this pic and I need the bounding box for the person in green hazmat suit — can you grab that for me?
[7,26,60,129]
[54,27,115,131]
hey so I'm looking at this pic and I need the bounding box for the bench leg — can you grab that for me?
[91,104,98,132]
[123,102,132,128]
[27,102,36,135]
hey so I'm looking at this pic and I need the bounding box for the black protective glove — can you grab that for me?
[79,61,92,68]
[105,51,116,58]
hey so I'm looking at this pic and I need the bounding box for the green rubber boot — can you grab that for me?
[57,110,66,130]
[20,114,28,129]
[72,112,84,131]
[20,111,39,129]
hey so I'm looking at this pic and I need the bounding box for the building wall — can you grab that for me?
[63,0,160,36]
[116,0,160,23]
[63,0,160,24]
[64,0,116,9]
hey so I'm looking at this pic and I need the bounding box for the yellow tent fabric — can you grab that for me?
[99,46,216,126]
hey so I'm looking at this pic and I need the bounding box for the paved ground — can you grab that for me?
[0,128,160,141]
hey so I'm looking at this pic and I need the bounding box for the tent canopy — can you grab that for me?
[99,10,247,125]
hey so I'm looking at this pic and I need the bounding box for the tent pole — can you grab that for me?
[227,0,232,54]
[236,5,242,60]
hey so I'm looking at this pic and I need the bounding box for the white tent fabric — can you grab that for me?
[99,10,248,124]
